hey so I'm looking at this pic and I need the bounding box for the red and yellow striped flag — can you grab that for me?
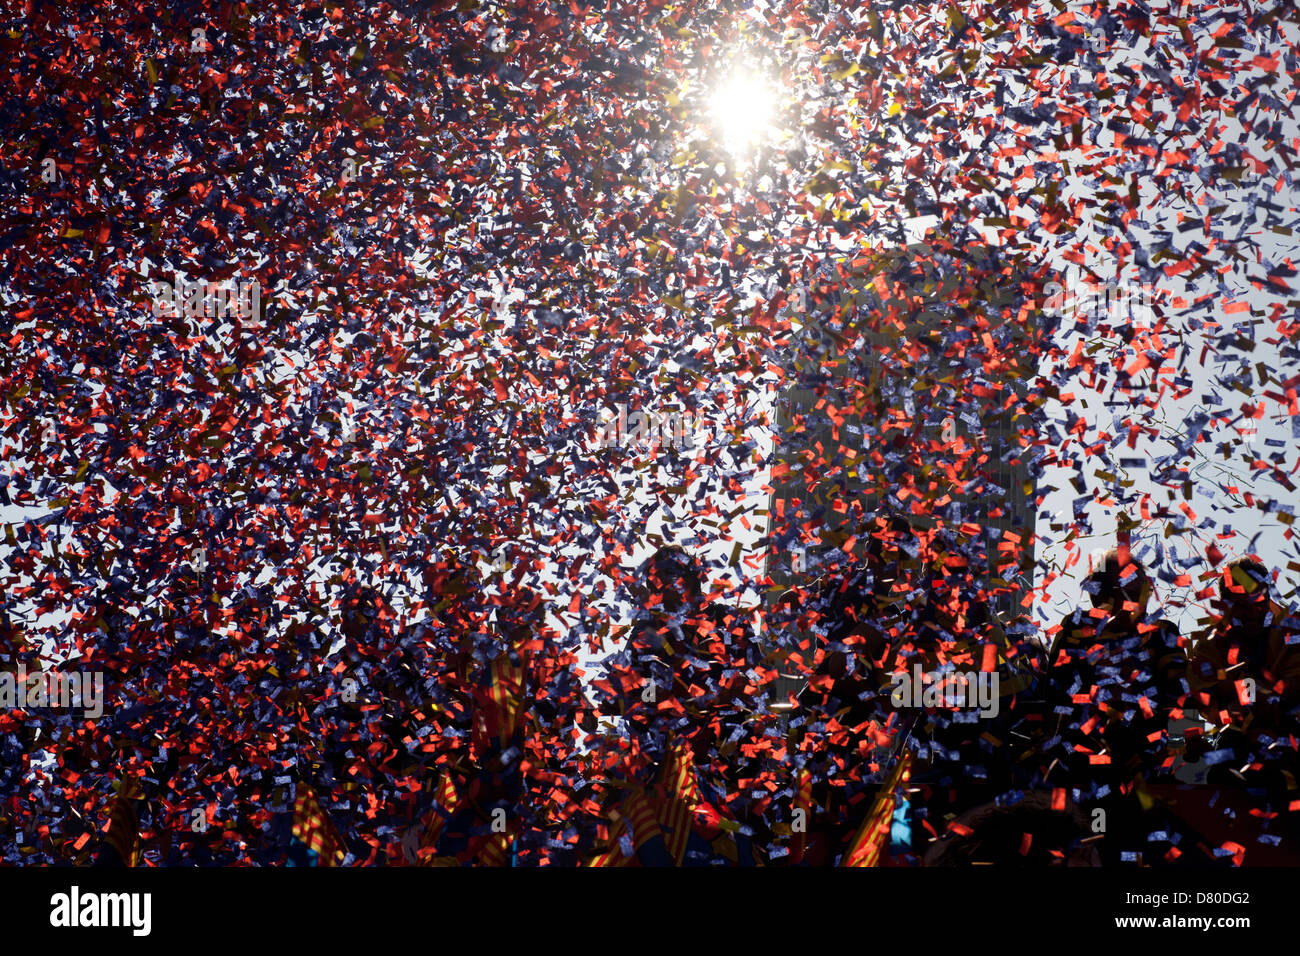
[490,653,526,740]
[473,652,527,753]
[656,741,703,866]
[416,772,461,866]
[292,786,346,866]
[841,751,911,867]
[585,788,662,866]
[100,778,141,866]
[585,844,632,867]
[478,829,511,867]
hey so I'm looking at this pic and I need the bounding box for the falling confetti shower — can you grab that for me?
[0,0,1298,866]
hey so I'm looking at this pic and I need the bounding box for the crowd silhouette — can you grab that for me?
[1,522,1298,867]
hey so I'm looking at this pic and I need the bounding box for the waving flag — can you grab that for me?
[289,786,346,867]
[93,778,141,868]
[842,751,912,868]
[657,741,704,866]
[586,787,669,867]
[412,772,463,867]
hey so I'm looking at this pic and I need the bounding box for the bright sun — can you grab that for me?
[709,68,777,154]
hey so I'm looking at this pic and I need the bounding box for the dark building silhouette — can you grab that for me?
[765,237,1043,628]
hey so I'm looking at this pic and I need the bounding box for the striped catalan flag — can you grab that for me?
[289,786,346,866]
[416,772,462,866]
[623,789,665,853]
[585,787,664,866]
[471,650,527,757]
[656,741,703,866]
[585,821,637,868]
[478,827,511,867]
[488,652,527,741]
[95,778,141,867]
[585,844,631,867]
[841,751,912,868]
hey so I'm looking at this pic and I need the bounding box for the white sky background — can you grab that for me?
[1025,9,1300,640]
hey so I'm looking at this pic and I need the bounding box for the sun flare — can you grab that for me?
[709,68,778,154]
